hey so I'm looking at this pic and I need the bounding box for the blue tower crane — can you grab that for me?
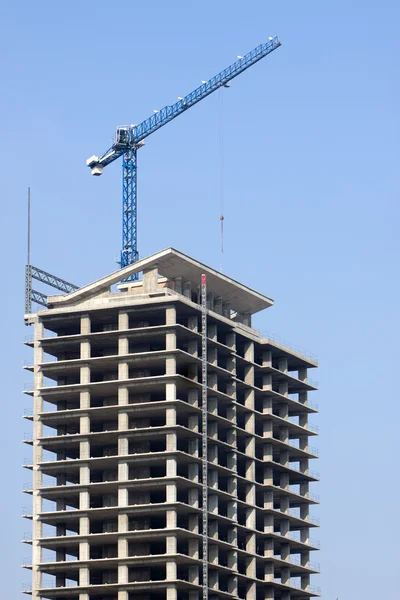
[87,36,281,277]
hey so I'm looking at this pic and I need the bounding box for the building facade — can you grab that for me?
[23,248,319,600]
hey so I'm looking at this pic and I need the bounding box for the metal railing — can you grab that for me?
[310,586,322,594]
[306,492,320,502]
[261,330,318,362]
[305,514,320,525]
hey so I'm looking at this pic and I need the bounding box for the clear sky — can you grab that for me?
[0,1,399,598]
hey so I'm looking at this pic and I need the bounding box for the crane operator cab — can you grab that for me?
[114,127,130,149]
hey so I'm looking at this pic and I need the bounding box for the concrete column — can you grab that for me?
[167,586,178,600]
[80,439,89,460]
[166,381,177,402]
[188,413,198,432]
[262,374,272,391]
[118,310,129,331]
[264,490,274,510]
[80,314,91,335]
[119,332,129,355]
[79,565,89,586]
[166,406,177,426]
[166,559,177,580]
[80,339,90,359]
[188,388,198,406]
[264,538,274,558]
[166,457,177,477]
[244,364,254,387]
[280,517,290,538]
[263,465,273,486]
[119,359,129,380]
[166,483,177,503]
[208,346,218,366]
[281,565,290,585]
[79,541,89,561]
[79,413,90,435]
[166,431,177,451]
[244,341,254,363]
[280,449,289,467]
[264,587,275,600]
[80,463,90,485]
[143,266,158,293]
[247,581,256,600]
[166,330,177,350]
[80,389,90,409]
[278,358,288,373]
[166,306,176,325]
[80,364,90,384]
[228,575,238,596]
[209,544,218,565]
[264,561,274,582]
[262,350,272,367]
[263,419,273,439]
[298,367,307,382]
[279,380,288,397]
[208,372,217,390]
[299,390,308,406]
[79,516,90,536]
[188,315,198,331]
[209,570,218,590]
[264,513,274,534]
[281,541,290,562]
[246,506,256,530]
[301,573,310,592]
[188,337,198,356]
[277,467,288,490]
[166,354,176,375]
[244,388,255,410]
[208,323,217,341]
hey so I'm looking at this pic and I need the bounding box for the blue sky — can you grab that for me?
[0,1,399,597]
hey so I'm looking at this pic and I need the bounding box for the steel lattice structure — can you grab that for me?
[87,36,281,277]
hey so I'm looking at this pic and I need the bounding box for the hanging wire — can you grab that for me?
[218,89,224,272]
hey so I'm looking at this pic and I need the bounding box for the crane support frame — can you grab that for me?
[24,264,79,318]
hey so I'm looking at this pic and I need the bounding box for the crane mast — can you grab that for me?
[87,36,281,276]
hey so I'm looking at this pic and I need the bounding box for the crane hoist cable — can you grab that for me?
[219,89,225,272]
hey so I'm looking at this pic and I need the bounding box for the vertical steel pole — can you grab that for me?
[201,274,208,600]
[25,187,32,315]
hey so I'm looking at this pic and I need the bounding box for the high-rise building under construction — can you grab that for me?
[23,248,319,600]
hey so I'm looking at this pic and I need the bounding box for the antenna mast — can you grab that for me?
[24,188,32,315]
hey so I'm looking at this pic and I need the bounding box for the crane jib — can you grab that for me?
[129,37,280,145]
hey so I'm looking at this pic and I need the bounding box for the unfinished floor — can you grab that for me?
[23,248,320,600]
